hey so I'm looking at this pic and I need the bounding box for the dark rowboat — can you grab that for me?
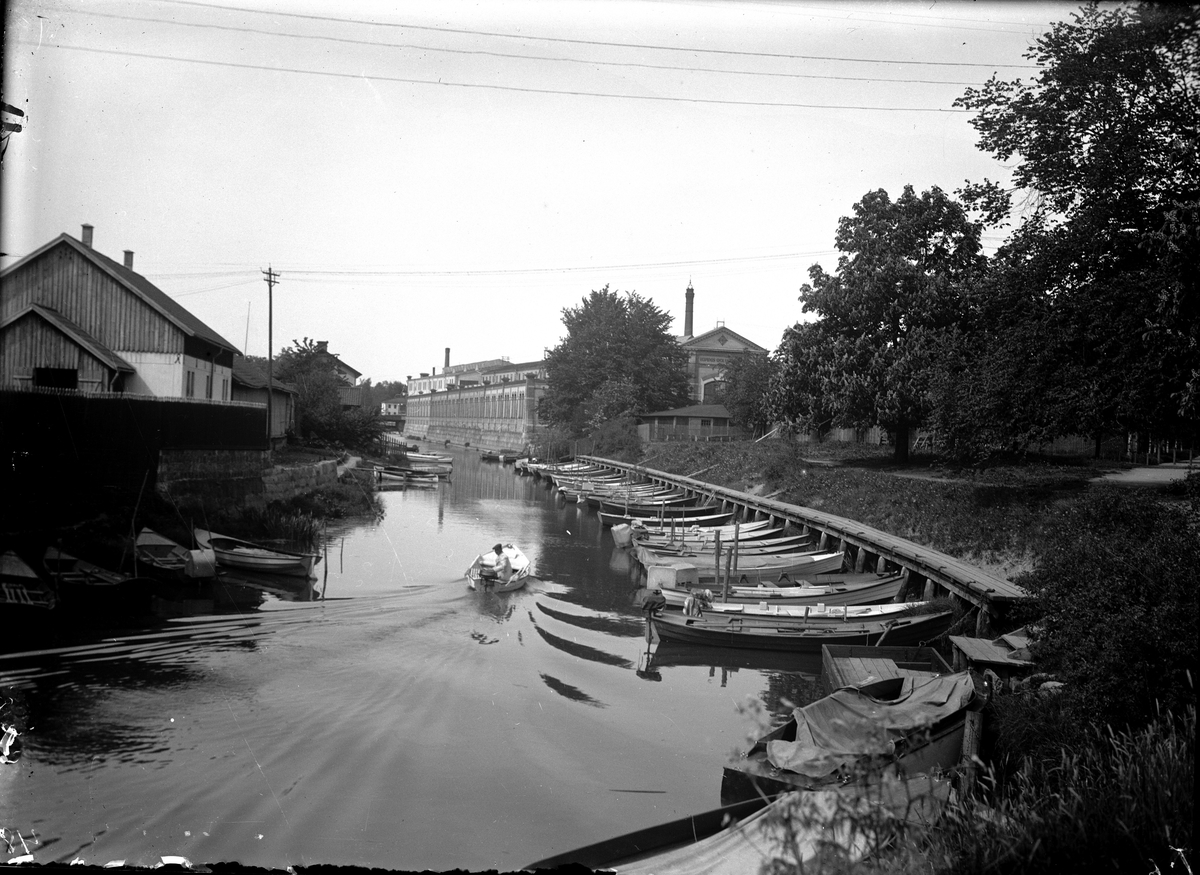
[194,528,319,578]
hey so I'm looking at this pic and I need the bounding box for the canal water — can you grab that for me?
[0,450,823,872]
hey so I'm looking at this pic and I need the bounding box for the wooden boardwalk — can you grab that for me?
[579,455,1028,632]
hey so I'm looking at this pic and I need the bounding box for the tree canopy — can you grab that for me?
[946,2,1200,457]
[773,185,985,460]
[275,338,381,449]
[539,286,690,434]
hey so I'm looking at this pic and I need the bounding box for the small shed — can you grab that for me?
[231,355,296,448]
[639,403,739,442]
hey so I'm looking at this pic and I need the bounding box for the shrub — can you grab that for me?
[1017,488,1199,730]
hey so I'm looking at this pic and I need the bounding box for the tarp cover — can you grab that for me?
[614,775,950,875]
[766,672,976,779]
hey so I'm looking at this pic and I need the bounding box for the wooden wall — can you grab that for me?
[0,242,183,355]
[0,312,115,389]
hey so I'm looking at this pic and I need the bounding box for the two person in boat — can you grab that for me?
[479,543,512,587]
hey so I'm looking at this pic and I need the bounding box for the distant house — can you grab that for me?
[231,355,296,447]
[0,224,241,398]
[675,283,768,403]
[638,403,740,442]
[309,340,365,409]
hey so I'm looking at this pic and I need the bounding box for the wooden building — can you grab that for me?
[638,403,741,442]
[231,355,296,447]
[0,224,241,398]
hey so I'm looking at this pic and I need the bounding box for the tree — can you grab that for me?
[783,186,985,461]
[720,352,775,438]
[954,3,1200,451]
[540,286,690,434]
[275,337,381,449]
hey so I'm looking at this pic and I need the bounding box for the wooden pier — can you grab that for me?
[578,455,1028,634]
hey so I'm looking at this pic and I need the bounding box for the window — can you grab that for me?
[205,373,213,399]
[33,368,78,389]
[186,371,195,397]
[222,378,229,401]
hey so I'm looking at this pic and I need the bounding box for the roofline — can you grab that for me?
[1,303,136,373]
[1,234,241,356]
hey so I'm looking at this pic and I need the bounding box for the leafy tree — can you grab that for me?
[274,337,382,450]
[540,286,690,434]
[720,352,775,437]
[953,3,1200,451]
[783,186,985,461]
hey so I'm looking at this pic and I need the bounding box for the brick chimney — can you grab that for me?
[684,282,694,337]
[123,250,134,269]
[81,224,94,248]
[445,347,450,369]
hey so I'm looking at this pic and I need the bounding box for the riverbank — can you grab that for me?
[635,438,1197,874]
[638,440,1197,581]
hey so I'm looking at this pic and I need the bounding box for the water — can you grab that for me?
[0,451,823,871]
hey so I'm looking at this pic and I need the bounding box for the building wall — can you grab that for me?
[405,377,545,448]
[0,312,117,390]
[1,243,185,355]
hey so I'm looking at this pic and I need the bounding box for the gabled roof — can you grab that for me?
[679,325,767,353]
[641,403,731,419]
[231,355,296,394]
[0,233,241,356]
[0,303,135,374]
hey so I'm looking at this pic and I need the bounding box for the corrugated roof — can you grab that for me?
[1,303,135,374]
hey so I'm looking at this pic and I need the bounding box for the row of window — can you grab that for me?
[184,371,229,401]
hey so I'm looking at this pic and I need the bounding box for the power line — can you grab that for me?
[32,43,974,112]
[152,0,1040,68]
[65,8,989,87]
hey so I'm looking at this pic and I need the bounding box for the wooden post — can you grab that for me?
[854,547,867,573]
[819,532,830,551]
[895,568,910,603]
[876,555,887,573]
[960,711,984,797]
[715,532,725,602]
[922,576,936,602]
[732,521,740,579]
[975,604,991,637]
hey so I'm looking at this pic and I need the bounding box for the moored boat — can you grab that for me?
[641,549,847,584]
[1,550,56,611]
[720,672,979,804]
[194,528,319,578]
[464,544,532,592]
[526,773,951,873]
[134,528,216,580]
[651,571,907,608]
[649,607,954,652]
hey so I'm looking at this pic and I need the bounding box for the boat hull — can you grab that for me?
[650,610,954,652]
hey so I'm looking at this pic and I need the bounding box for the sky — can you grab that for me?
[2,0,1078,385]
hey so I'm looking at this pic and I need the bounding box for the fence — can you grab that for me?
[1,388,266,493]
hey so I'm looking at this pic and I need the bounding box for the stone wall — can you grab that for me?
[157,448,337,509]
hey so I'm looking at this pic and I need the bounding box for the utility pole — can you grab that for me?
[262,266,280,450]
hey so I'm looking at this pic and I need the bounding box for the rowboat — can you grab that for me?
[721,672,978,804]
[652,572,907,608]
[686,599,926,625]
[465,544,532,592]
[1,550,56,611]
[526,773,951,873]
[599,507,734,528]
[134,528,216,580]
[649,608,954,652]
[640,549,846,584]
[375,465,443,485]
[43,546,156,616]
[621,518,774,541]
[194,528,319,578]
[635,534,814,561]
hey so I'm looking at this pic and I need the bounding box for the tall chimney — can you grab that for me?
[123,250,134,269]
[445,347,450,369]
[684,282,694,337]
[81,224,94,248]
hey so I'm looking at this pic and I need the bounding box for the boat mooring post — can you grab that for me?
[731,521,740,580]
[714,532,723,602]
[960,710,984,797]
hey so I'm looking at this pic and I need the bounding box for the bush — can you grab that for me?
[1016,488,1199,730]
